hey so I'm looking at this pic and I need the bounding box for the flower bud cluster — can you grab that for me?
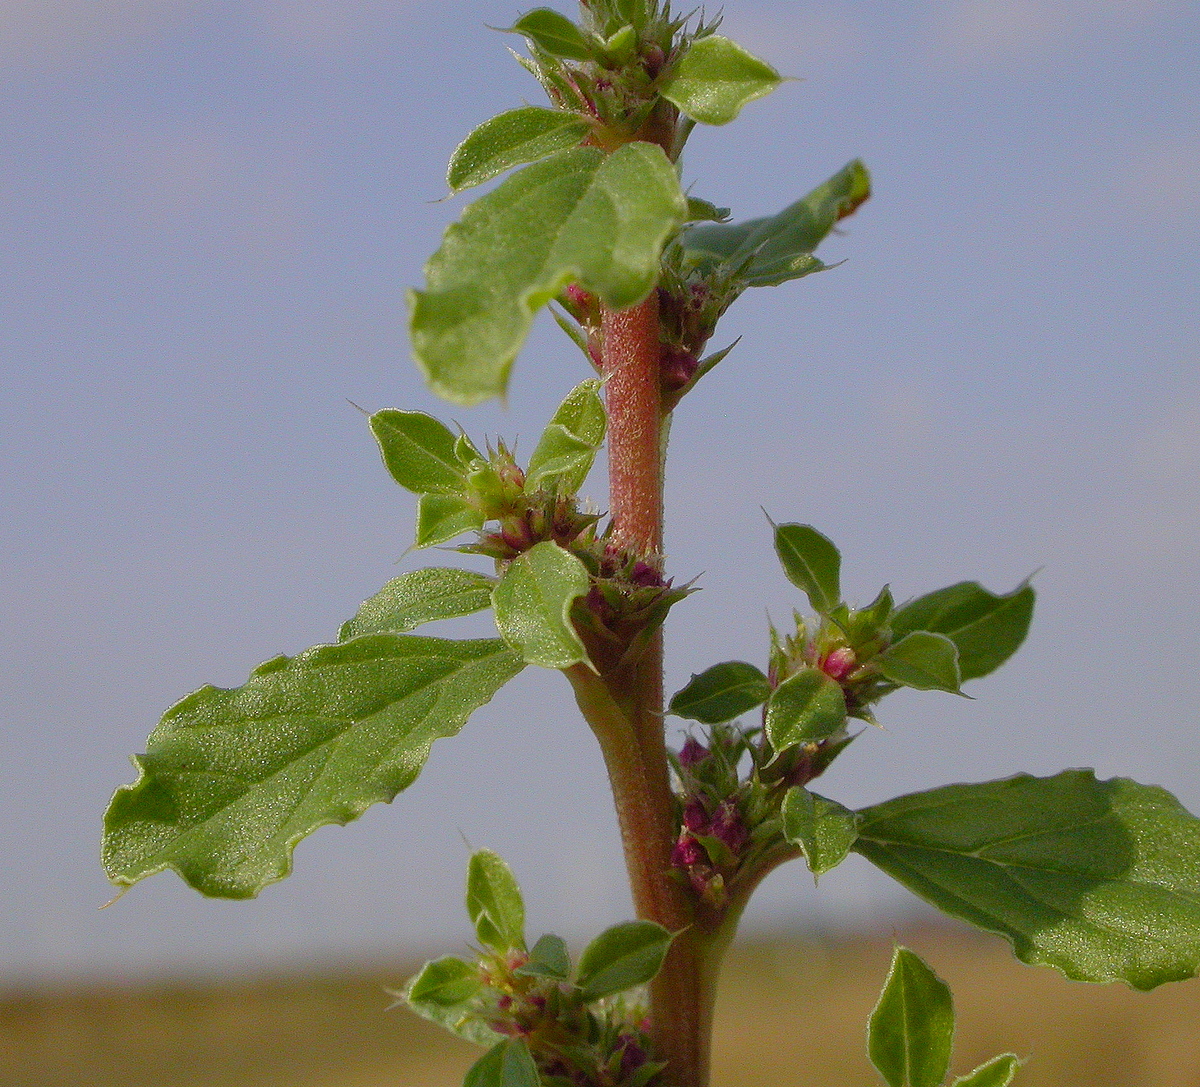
[472,949,660,1087]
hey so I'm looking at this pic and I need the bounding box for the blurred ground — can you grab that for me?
[4,928,1199,1087]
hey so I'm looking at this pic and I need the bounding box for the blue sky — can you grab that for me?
[2,0,1198,981]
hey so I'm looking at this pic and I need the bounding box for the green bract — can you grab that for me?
[874,631,963,694]
[668,660,771,724]
[951,1055,1022,1087]
[781,787,859,877]
[773,522,842,614]
[525,378,607,494]
[575,920,673,1002]
[339,568,494,639]
[467,849,527,952]
[411,143,686,404]
[660,35,782,125]
[868,947,955,1087]
[448,107,591,193]
[465,1038,540,1087]
[765,667,847,751]
[102,636,523,898]
[403,956,500,1047]
[681,159,871,287]
[855,771,1200,989]
[492,541,591,670]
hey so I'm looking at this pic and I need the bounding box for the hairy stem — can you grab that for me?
[575,293,719,1087]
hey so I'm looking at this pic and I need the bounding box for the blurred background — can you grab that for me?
[2,0,1198,1083]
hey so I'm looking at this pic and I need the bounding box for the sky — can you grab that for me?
[1,0,1198,984]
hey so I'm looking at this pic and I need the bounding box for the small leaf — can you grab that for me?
[404,956,500,1047]
[411,143,686,405]
[448,107,591,193]
[492,541,590,669]
[467,849,526,953]
[370,409,467,495]
[576,920,672,1002]
[668,661,771,724]
[765,668,847,752]
[681,160,870,288]
[773,523,841,614]
[339,568,494,639]
[781,787,859,877]
[952,1054,1022,1087]
[525,379,607,494]
[508,8,592,60]
[868,946,955,1087]
[517,933,571,980]
[685,196,731,223]
[660,35,782,125]
[875,631,963,693]
[891,581,1035,682]
[103,636,524,898]
[854,771,1200,990]
[464,1038,540,1087]
[415,493,486,549]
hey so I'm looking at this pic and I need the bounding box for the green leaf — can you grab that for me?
[508,8,592,61]
[765,668,847,752]
[448,107,591,193]
[868,946,955,1087]
[525,378,607,494]
[464,1039,540,1087]
[339,568,494,639]
[575,920,672,1002]
[492,541,591,669]
[516,933,571,980]
[370,409,467,495]
[891,581,1035,682]
[404,956,500,1048]
[467,849,526,953]
[781,787,859,877]
[102,636,524,898]
[951,1054,1022,1087]
[684,196,731,223]
[415,493,486,549]
[774,522,841,614]
[411,143,686,405]
[854,771,1200,990]
[668,661,771,724]
[659,35,782,125]
[681,160,871,287]
[875,631,963,694]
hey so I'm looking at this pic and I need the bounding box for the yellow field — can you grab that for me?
[4,930,1199,1087]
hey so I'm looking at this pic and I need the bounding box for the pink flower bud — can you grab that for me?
[682,797,709,833]
[564,283,593,309]
[660,346,699,392]
[672,834,705,868]
[821,646,857,682]
[711,800,749,853]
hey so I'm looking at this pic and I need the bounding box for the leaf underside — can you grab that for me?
[855,770,1200,990]
[103,635,524,898]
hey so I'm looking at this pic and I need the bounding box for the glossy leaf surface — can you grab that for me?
[891,581,1035,682]
[370,409,467,495]
[875,631,963,693]
[103,636,523,898]
[668,660,771,724]
[339,568,494,639]
[952,1054,1022,1087]
[525,379,607,494]
[774,523,841,614]
[782,787,859,877]
[467,849,526,952]
[404,956,499,1047]
[681,160,870,287]
[660,35,781,125]
[576,920,672,1002]
[765,667,847,752]
[464,1039,540,1087]
[868,946,955,1087]
[412,143,686,404]
[855,771,1200,989]
[492,541,590,669]
[448,107,590,193]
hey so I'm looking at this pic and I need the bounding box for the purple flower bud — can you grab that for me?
[660,346,699,392]
[711,800,749,853]
[679,737,709,768]
[630,560,664,587]
[682,798,709,833]
[564,283,593,310]
[672,834,705,869]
